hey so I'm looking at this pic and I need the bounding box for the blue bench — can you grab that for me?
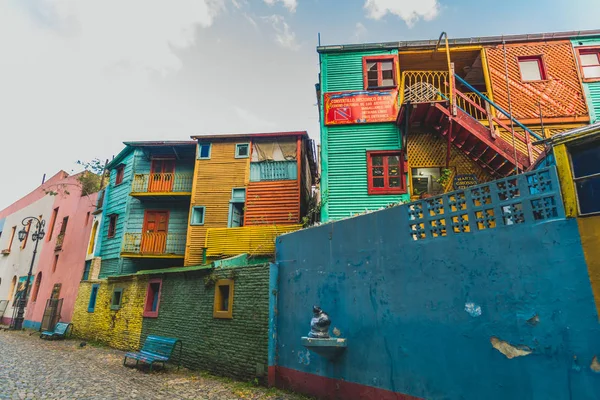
[123,335,182,372]
[40,322,72,340]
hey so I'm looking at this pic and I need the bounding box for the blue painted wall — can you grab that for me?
[275,206,600,399]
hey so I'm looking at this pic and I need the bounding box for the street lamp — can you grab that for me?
[11,216,45,331]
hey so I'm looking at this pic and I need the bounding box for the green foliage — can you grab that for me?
[436,168,453,187]
[203,273,219,288]
[301,192,321,228]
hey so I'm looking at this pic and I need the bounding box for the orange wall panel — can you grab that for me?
[244,180,300,225]
[185,142,249,266]
[485,41,588,123]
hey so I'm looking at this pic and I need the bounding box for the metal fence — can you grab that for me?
[131,172,193,193]
[41,298,63,332]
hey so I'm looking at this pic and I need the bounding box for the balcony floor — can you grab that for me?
[120,252,185,259]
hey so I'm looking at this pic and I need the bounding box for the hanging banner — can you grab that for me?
[324,90,399,126]
[14,276,34,302]
[453,174,479,190]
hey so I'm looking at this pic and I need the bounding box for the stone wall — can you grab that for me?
[141,264,270,382]
[71,277,147,351]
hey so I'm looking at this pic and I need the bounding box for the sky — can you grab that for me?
[1,0,598,210]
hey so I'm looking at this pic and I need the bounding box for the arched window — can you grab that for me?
[31,273,42,302]
[88,221,99,255]
[8,276,17,302]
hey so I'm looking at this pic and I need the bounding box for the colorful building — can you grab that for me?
[317,30,600,222]
[95,141,196,277]
[572,37,600,123]
[0,171,97,329]
[184,131,317,265]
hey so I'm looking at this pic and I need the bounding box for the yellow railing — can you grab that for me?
[205,225,302,257]
[131,172,193,194]
[121,232,186,256]
[456,92,489,120]
[400,71,449,105]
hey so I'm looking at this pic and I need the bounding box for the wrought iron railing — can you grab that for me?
[250,161,297,182]
[205,225,302,257]
[55,233,65,251]
[121,232,186,256]
[400,71,449,104]
[407,166,564,241]
[131,172,193,194]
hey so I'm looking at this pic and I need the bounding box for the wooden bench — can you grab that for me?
[40,322,72,340]
[123,335,182,372]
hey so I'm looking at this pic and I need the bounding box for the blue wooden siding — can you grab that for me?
[320,50,405,221]
[98,151,135,264]
[132,150,195,176]
[572,38,600,123]
[125,199,189,235]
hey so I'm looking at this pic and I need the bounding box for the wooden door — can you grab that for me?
[140,211,169,253]
[149,160,175,192]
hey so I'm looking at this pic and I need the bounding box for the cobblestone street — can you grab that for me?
[0,331,306,400]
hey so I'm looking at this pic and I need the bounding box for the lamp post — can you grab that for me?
[12,216,45,331]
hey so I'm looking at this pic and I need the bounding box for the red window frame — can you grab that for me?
[362,56,398,90]
[517,55,547,81]
[115,165,125,185]
[367,150,407,195]
[107,214,118,238]
[143,278,162,318]
[577,47,600,82]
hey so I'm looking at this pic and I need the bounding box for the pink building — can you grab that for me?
[0,171,97,330]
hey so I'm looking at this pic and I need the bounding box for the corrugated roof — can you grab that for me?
[191,131,308,140]
[545,122,600,146]
[317,29,600,54]
[123,141,197,147]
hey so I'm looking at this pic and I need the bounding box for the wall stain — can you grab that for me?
[491,337,533,359]
[591,356,600,373]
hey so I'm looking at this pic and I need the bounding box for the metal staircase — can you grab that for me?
[398,72,545,178]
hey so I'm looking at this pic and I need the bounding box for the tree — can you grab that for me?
[44,158,108,197]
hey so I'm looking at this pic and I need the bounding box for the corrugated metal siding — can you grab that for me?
[326,123,408,221]
[572,38,600,123]
[322,50,397,92]
[98,151,135,262]
[245,180,299,225]
[485,41,588,121]
[185,142,249,266]
[205,225,301,257]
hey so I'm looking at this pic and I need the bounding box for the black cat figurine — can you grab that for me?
[309,306,331,338]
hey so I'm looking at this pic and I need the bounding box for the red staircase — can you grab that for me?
[398,79,543,178]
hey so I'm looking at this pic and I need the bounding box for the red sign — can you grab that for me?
[324,90,398,126]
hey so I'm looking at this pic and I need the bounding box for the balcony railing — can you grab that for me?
[250,161,297,182]
[55,233,65,251]
[121,232,186,257]
[205,224,302,257]
[131,172,193,194]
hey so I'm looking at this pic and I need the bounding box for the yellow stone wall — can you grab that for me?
[71,277,148,351]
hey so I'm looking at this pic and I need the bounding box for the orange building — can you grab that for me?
[184,132,317,265]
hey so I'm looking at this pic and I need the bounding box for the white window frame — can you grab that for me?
[235,143,250,159]
[198,143,212,160]
[190,206,205,226]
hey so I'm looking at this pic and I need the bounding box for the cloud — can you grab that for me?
[243,13,259,29]
[263,0,297,13]
[354,22,367,40]
[364,0,439,27]
[262,14,300,50]
[233,106,277,130]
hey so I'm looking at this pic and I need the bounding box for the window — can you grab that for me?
[367,151,406,195]
[198,143,211,159]
[47,207,59,241]
[143,279,162,318]
[88,221,98,255]
[363,56,397,89]
[411,167,444,197]
[213,279,234,319]
[20,221,31,249]
[115,165,125,185]
[191,206,205,225]
[578,48,600,81]
[570,140,600,215]
[52,254,59,272]
[107,214,118,238]
[111,288,123,310]
[235,143,250,158]
[517,56,546,81]
[88,284,100,312]
[82,260,91,281]
[31,273,42,302]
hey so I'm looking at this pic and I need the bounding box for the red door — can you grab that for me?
[140,211,169,254]
[149,160,175,192]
